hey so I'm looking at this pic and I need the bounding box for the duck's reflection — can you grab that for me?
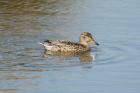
[43,50,95,63]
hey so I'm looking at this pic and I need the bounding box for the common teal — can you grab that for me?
[40,32,99,52]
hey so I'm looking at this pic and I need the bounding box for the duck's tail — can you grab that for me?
[38,40,51,46]
[38,40,53,50]
[38,42,44,45]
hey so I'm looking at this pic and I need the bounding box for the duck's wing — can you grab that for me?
[44,40,77,46]
[43,40,88,52]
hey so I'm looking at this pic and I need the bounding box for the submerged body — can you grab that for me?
[40,32,99,52]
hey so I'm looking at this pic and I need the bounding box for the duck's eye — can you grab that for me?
[82,36,86,39]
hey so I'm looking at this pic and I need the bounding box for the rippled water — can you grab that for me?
[0,0,140,93]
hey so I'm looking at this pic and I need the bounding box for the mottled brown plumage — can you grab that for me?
[40,32,99,52]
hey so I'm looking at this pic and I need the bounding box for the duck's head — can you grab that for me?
[80,32,99,46]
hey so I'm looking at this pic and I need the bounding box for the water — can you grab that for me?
[0,0,140,93]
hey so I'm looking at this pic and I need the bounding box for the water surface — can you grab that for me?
[0,0,140,93]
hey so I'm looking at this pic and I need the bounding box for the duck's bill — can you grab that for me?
[95,41,99,46]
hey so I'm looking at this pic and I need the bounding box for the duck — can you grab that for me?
[40,32,99,52]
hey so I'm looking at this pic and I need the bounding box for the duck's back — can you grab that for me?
[43,40,89,52]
